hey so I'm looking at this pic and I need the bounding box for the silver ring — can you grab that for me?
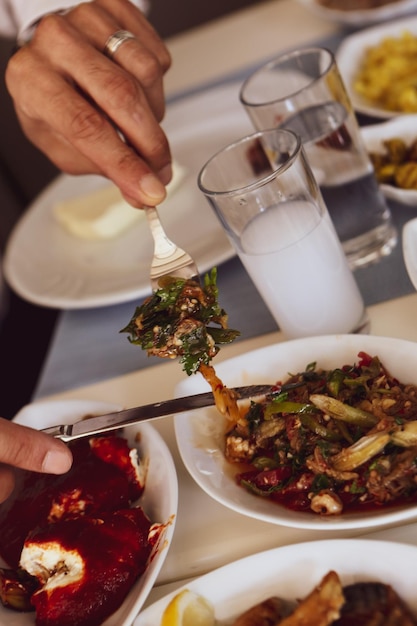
[103,30,136,59]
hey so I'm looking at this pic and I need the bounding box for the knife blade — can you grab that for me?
[41,384,273,442]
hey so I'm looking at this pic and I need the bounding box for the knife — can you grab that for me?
[41,384,273,442]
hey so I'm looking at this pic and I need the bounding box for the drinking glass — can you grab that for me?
[239,47,397,269]
[198,128,369,339]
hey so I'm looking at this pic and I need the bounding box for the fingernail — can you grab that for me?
[42,448,73,474]
[140,173,166,202]
[158,163,173,185]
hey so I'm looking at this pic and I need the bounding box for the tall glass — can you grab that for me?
[198,128,369,339]
[239,47,397,269]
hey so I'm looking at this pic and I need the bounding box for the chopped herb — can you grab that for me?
[349,480,366,494]
[311,473,331,492]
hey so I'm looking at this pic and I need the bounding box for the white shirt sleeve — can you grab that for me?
[0,0,149,42]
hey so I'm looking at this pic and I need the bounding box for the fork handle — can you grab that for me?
[144,206,177,259]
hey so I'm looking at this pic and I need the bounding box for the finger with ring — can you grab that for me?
[103,29,136,59]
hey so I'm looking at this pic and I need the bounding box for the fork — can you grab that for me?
[144,206,200,290]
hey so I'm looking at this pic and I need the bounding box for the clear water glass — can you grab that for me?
[239,47,397,269]
[198,128,369,339]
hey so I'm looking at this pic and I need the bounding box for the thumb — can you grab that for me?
[0,417,73,475]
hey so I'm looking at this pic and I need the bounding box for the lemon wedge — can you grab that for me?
[160,589,215,626]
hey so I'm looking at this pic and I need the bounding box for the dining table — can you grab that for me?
[15,0,417,617]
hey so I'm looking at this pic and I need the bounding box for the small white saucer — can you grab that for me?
[403,218,417,291]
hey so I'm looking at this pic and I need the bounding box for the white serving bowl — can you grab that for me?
[174,334,417,531]
[361,115,417,206]
[3,399,178,626]
[135,539,417,625]
[297,0,417,27]
[337,16,417,119]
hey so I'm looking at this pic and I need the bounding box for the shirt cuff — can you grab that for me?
[16,0,149,46]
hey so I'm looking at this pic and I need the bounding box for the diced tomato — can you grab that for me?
[237,466,292,491]
[357,351,373,366]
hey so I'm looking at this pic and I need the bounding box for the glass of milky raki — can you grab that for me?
[198,128,369,339]
[239,47,397,270]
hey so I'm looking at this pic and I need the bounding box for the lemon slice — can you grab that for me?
[160,589,215,626]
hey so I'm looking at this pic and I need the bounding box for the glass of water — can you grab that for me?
[239,47,397,269]
[198,127,369,339]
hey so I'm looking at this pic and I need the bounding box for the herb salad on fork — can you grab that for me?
[121,268,244,421]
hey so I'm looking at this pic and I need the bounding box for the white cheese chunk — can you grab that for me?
[20,541,84,589]
[53,185,140,240]
[53,161,187,240]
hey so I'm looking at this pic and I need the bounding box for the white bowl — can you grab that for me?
[174,334,417,531]
[336,16,417,119]
[403,217,417,290]
[135,539,417,625]
[297,0,417,27]
[361,115,417,206]
[4,399,178,626]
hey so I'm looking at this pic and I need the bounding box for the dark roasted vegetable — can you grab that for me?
[231,596,295,626]
[279,570,345,626]
[229,570,417,625]
[334,580,417,625]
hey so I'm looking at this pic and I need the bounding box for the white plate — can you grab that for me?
[403,217,417,290]
[361,115,417,206]
[298,0,417,26]
[336,16,417,119]
[3,81,252,309]
[174,334,417,531]
[0,399,178,626]
[135,538,417,624]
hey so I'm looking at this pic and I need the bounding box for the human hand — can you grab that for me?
[5,0,172,208]
[0,417,72,503]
